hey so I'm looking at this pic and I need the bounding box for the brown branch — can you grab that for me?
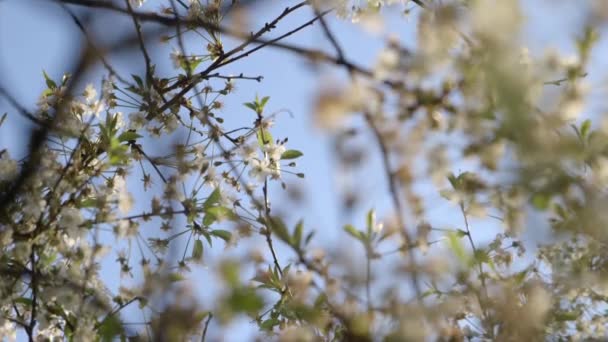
[217,8,332,68]
[149,2,311,118]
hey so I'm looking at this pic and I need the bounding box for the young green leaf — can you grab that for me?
[211,229,232,242]
[180,56,203,72]
[446,231,469,265]
[43,70,57,89]
[366,209,375,235]
[98,315,124,342]
[281,150,303,160]
[293,220,304,248]
[117,131,142,142]
[168,273,185,282]
[580,119,591,141]
[244,102,257,112]
[260,96,270,109]
[131,74,143,88]
[344,224,365,242]
[268,216,291,243]
[203,188,222,209]
[531,193,550,210]
[192,239,204,261]
[205,206,237,223]
[257,128,273,146]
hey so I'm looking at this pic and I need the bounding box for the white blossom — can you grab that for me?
[58,207,84,232]
[101,75,115,100]
[36,324,63,341]
[187,0,202,20]
[23,197,46,219]
[128,111,146,129]
[264,143,286,162]
[0,320,16,342]
[204,166,220,188]
[374,47,399,80]
[113,176,133,214]
[238,141,258,161]
[170,48,183,69]
[248,158,272,182]
[83,83,97,104]
[36,94,51,112]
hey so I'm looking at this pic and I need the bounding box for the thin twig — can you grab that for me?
[201,312,213,342]
[459,202,492,338]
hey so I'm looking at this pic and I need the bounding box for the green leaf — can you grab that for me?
[192,239,204,261]
[293,220,304,248]
[513,270,527,285]
[205,206,237,223]
[260,96,270,109]
[98,315,124,342]
[304,231,315,245]
[576,26,599,59]
[125,85,142,95]
[554,310,580,322]
[203,214,215,226]
[131,74,143,88]
[281,150,303,160]
[211,229,232,242]
[108,137,129,165]
[117,131,142,142]
[203,188,221,209]
[314,293,327,308]
[227,288,265,315]
[201,230,213,247]
[447,172,458,189]
[78,198,97,208]
[420,289,438,299]
[244,102,257,112]
[531,193,550,210]
[456,229,468,238]
[168,273,185,282]
[257,128,273,146]
[268,216,291,243]
[473,249,490,265]
[43,70,57,89]
[343,224,365,242]
[580,119,591,141]
[14,297,33,306]
[260,318,280,331]
[179,57,203,72]
[446,231,468,265]
[366,209,376,235]
[40,252,57,267]
[137,297,148,309]
[180,58,203,71]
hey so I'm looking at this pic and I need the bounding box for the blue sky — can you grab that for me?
[1,0,608,340]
